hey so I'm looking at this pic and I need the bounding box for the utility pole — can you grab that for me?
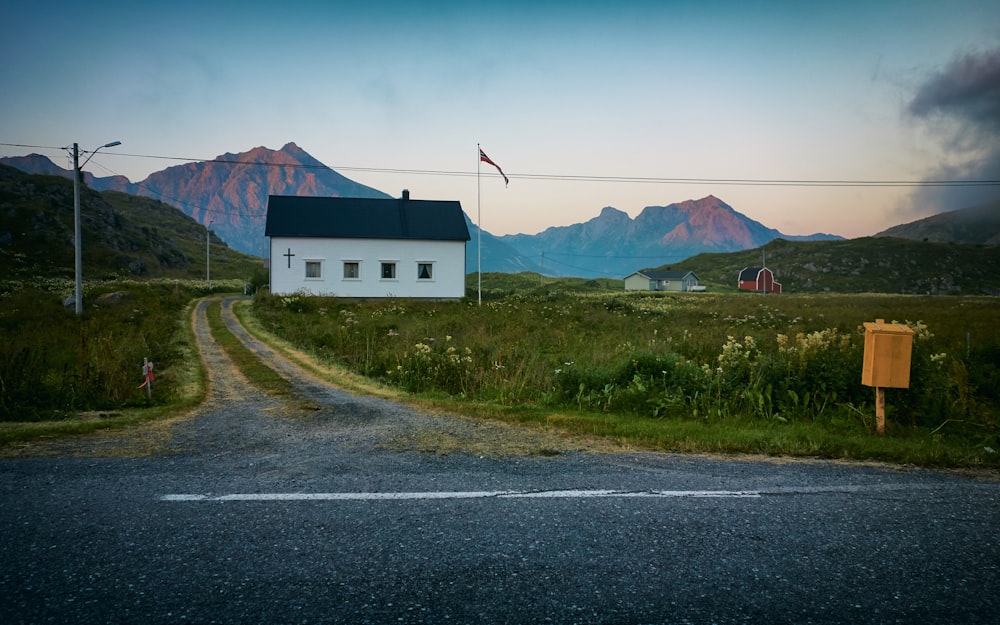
[206,219,213,288]
[72,140,121,315]
[73,144,82,315]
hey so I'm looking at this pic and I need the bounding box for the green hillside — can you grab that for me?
[0,164,261,284]
[670,237,1000,295]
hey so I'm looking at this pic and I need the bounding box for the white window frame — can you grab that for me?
[342,260,361,280]
[380,260,398,281]
[417,261,434,281]
[304,259,323,280]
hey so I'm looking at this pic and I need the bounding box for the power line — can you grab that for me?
[112,153,1000,187]
[541,251,692,260]
[4,142,1000,188]
[0,142,62,150]
[541,255,626,278]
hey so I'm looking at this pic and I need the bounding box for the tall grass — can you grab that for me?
[251,287,999,466]
[0,279,237,421]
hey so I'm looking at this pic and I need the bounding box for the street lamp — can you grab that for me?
[72,140,122,315]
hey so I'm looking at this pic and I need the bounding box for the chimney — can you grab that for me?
[402,189,410,201]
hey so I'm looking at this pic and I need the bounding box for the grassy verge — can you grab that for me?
[0,296,299,450]
[477,404,990,467]
[354,394,995,469]
[0,300,206,447]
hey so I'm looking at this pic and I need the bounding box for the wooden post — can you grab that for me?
[141,357,153,400]
[875,387,885,435]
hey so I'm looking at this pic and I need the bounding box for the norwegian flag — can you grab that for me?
[479,148,509,187]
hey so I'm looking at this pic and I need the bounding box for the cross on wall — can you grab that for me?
[284,248,295,268]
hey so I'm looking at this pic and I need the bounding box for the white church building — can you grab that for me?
[265,191,470,299]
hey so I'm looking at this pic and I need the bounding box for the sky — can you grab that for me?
[2,0,999,239]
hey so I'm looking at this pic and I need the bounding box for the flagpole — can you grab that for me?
[477,143,482,306]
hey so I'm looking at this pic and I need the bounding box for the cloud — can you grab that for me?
[903,47,1000,215]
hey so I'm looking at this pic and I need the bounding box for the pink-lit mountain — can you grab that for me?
[1,143,390,256]
[501,196,840,277]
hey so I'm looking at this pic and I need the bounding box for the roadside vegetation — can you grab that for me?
[0,279,231,444]
[2,272,998,469]
[250,281,999,468]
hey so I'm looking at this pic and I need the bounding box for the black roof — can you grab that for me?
[739,266,766,280]
[264,195,470,241]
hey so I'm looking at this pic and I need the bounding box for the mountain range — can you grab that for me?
[499,196,842,278]
[0,142,937,279]
[3,158,998,294]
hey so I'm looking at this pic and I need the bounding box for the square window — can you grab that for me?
[381,262,397,279]
[417,263,433,280]
[343,262,359,279]
[305,261,322,279]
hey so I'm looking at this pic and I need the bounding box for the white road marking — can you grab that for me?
[159,489,762,502]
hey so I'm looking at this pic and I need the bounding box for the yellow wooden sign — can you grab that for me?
[862,320,915,388]
[861,319,915,434]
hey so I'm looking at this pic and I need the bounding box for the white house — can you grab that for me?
[265,191,470,298]
[624,269,702,292]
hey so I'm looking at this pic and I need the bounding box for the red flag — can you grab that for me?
[479,148,509,187]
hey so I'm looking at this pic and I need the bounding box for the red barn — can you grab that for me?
[738,266,781,294]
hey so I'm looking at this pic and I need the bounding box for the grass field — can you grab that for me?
[250,282,999,468]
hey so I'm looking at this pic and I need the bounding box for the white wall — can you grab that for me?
[624,274,651,291]
[269,236,467,299]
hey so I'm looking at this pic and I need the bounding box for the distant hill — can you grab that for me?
[875,201,1000,244]
[671,236,1000,295]
[502,196,841,278]
[0,164,259,282]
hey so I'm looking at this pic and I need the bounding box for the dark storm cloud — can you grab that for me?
[903,47,1000,215]
[909,48,1000,130]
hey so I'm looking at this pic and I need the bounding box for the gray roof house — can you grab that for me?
[624,269,702,292]
[265,191,470,298]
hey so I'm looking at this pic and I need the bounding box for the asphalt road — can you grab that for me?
[1,299,997,624]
